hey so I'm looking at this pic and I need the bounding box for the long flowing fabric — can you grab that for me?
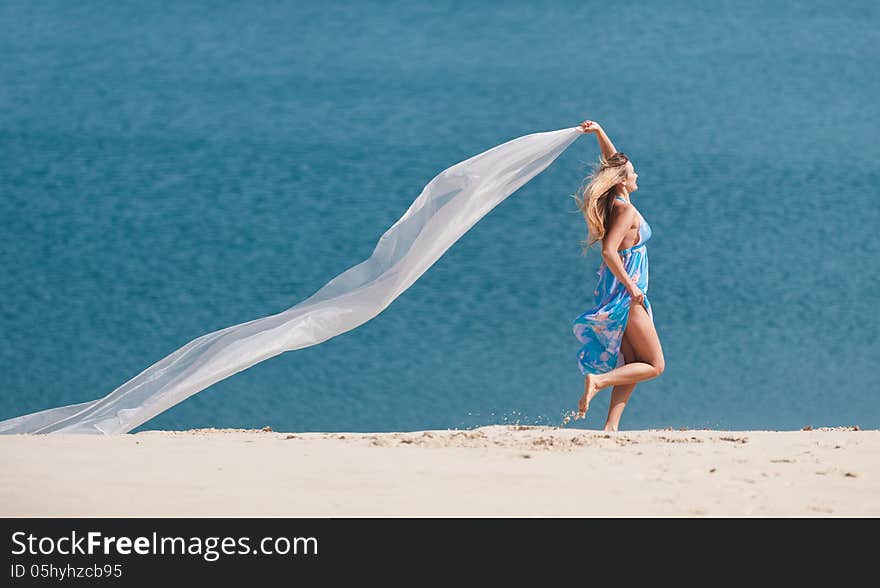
[0,126,583,435]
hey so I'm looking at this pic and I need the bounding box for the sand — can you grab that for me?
[1,425,876,517]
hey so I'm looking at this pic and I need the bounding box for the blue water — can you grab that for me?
[1,1,877,432]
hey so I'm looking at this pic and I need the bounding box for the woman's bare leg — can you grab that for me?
[577,302,664,419]
[604,336,636,432]
[604,385,635,431]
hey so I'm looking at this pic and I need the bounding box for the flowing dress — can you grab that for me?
[572,196,653,375]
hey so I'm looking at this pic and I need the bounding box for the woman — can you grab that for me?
[570,119,665,431]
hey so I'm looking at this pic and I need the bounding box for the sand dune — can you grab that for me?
[1,425,876,517]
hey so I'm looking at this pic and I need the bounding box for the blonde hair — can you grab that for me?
[570,151,631,255]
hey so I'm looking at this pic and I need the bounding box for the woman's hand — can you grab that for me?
[628,282,645,307]
[580,119,616,158]
[578,119,602,134]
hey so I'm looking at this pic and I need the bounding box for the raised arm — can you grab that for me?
[578,119,617,160]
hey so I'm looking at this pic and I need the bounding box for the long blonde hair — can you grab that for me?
[570,151,630,255]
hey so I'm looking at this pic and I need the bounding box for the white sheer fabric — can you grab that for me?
[0,126,583,434]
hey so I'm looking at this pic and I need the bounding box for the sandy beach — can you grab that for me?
[1,425,876,517]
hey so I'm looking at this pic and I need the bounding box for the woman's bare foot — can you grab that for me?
[576,374,602,419]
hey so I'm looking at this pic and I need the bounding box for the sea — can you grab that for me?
[1,0,877,432]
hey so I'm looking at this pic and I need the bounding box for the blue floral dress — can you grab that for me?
[573,196,654,375]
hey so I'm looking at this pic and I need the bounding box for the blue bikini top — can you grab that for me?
[613,196,651,252]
